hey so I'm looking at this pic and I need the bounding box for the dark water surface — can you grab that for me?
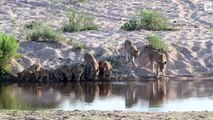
[1,80,213,112]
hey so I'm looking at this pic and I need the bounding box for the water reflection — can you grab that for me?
[1,80,213,111]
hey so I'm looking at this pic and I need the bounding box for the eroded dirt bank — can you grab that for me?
[0,110,212,120]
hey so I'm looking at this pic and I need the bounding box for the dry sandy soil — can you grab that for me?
[0,110,212,120]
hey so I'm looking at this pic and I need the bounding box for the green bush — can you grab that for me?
[121,17,139,31]
[121,9,174,31]
[0,33,20,76]
[146,34,169,52]
[62,9,98,32]
[68,39,90,52]
[25,22,64,42]
[79,0,86,2]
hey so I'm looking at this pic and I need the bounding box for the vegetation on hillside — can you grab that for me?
[63,9,98,32]
[121,9,175,31]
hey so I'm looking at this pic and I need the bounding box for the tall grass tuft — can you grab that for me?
[0,33,20,76]
[62,9,98,32]
[146,34,169,52]
[25,21,64,42]
[121,9,175,31]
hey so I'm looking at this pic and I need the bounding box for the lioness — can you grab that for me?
[54,64,72,82]
[98,60,113,80]
[18,69,33,81]
[35,67,49,82]
[72,63,84,81]
[18,63,49,82]
[123,40,140,67]
[146,46,167,78]
[83,52,99,81]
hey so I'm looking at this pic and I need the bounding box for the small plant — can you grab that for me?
[121,9,174,31]
[0,33,20,76]
[24,21,64,42]
[146,34,169,52]
[70,40,90,52]
[24,21,42,30]
[68,0,86,3]
[139,9,173,31]
[62,9,98,32]
[79,0,86,2]
[121,17,139,31]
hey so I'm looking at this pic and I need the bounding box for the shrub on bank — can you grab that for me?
[62,9,98,32]
[0,33,20,76]
[79,0,86,2]
[146,34,169,52]
[121,9,175,31]
[25,21,64,42]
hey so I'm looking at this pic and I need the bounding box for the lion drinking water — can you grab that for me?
[98,60,113,80]
[83,52,99,81]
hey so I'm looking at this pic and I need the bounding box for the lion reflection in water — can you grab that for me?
[14,81,168,108]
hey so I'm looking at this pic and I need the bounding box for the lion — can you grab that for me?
[123,39,140,67]
[98,60,113,80]
[18,63,49,82]
[83,52,99,81]
[35,67,49,82]
[18,63,39,81]
[53,64,72,82]
[72,63,84,81]
[18,69,33,81]
[146,46,167,78]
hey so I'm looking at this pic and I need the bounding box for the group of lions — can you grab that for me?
[123,39,167,78]
[18,52,113,82]
[18,39,168,82]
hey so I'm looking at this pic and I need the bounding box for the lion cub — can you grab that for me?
[123,40,140,67]
[146,46,167,78]
[98,60,113,80]
[72,63,84,81]
[83,52,99,81]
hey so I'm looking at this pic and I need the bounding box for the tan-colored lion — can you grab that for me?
[18,63,49,82]
[123,40,140,67]
[98,60,113,80]
[35,67,49,82]
[53,64,72,82]
[83,52,99,81]
[146,46,167,78]
[18,69,33,81]
[72,63,84,81]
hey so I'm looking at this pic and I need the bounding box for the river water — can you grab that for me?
[1,80,213,112]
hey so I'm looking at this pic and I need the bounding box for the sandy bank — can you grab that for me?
[0,110,212,120]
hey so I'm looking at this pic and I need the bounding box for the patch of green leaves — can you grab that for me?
[24,21,64,42]
[121,17,139,31]
[63,9,98,32]
[121,9,175,31]
[0,33,20,76]
[146,34,169,52]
